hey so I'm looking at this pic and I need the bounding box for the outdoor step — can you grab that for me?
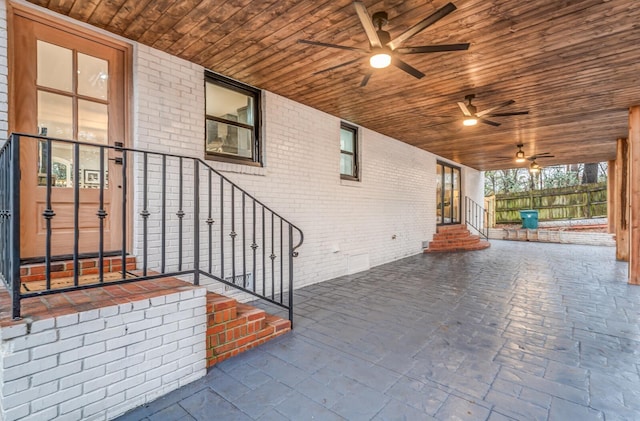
[20,256,137,283]
[436,224,469,233]
[205,292,290,368]
[432,230,473,239]
[426,225,490,253]
[429,235,481,247]
[425,240,491,253]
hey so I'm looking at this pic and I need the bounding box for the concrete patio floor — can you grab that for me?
[117,240,640,421]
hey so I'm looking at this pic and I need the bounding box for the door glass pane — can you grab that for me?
[79,145,108,189]
[78,53,108,100]
[78,100,108,144]
[37,41,72,92]
[38,91,73,139]
[51,142,73,187]
[444,166,452,223]
[206,120,252,158]
[452,168,460,223]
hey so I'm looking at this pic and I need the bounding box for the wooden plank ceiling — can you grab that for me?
[28,0,640,171]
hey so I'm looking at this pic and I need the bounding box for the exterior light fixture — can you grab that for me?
[370,51,391,68]
[515,144,526,162]
[529,160,541,173]
[463,117,478,126]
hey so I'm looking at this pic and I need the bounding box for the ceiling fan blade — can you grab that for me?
[391,57,425,79]
[313,57,363,75]
[528,155,555,161]
[486,111,529,117]
[395,43,470,54]
[312,58,361,75]
[360,73,372,87]
[457,101,472,117]
[298,39,368,53]
[476,100,516,117]
[479,118,501,127]
[353,1,382,48]
[529,153,554,159]
[388,2,456,50]
[423,119,458,128]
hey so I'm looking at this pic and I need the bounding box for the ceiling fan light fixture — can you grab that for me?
[369,51,391,68]
[515,147,526,163]
[463,117,478,126]
[529,161,541,173]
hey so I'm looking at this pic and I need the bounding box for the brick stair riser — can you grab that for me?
[436,225,469,232]
[21,256,137,283]
[205,292,290,368]
[429,237,481,247]
[433,232,473,240]
[433,236,480,244]
[426,242,491,253]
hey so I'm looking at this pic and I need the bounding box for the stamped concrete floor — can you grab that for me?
[117,240,640,421]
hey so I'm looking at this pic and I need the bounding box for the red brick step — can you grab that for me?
[425,224,490,253]
[205,292,291,367]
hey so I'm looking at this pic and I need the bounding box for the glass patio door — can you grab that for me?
[436,161,461,225]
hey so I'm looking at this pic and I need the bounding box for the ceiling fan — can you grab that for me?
[458,94,529,127]
[512,144,554,172]
[298,1,469,87]
[513,144,554,163]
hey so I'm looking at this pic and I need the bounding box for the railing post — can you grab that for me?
[10,135,21,320]
[194,160,200,286]
[288,224,294,327]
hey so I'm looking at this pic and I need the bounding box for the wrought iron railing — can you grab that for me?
[0,133,303,323]
[465,196,489,239]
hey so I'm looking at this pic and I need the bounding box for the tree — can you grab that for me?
[582,163,599,184]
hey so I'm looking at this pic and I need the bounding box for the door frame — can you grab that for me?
[436,160,462,226]
[8,2,134,261]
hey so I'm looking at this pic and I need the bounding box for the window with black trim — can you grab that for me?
[205,72,261,164]
[340,123,358,180]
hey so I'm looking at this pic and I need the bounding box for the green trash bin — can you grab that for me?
[519,210,539,229]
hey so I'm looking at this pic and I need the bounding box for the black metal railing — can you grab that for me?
[0,133,303,323]
[465,196,489,239]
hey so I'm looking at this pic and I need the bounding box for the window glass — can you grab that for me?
[340,123,358,180]
[340,128,354,152]
[205,75,260,163]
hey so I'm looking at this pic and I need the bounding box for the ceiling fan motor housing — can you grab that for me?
[371,11,388,28]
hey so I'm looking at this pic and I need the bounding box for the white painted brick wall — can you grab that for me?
[130,43,483,294]
[0,287,207,421]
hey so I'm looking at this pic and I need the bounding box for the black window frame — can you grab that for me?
[340,122,359,181]
[204,71,262,166]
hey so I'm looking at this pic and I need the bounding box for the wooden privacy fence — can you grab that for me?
[486,183,607,224]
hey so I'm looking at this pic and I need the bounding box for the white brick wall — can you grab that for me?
[130,43,483,292]
[0,288,207,421]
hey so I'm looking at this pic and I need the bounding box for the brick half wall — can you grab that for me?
[0,282,207,421]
